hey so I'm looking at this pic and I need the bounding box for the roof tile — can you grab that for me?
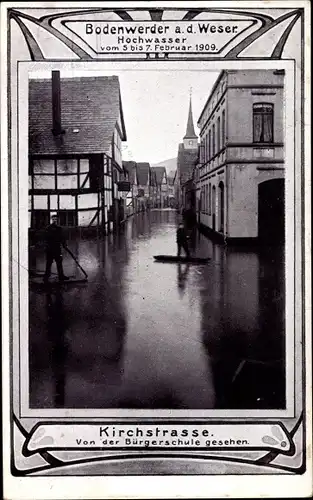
[29,76,126,155]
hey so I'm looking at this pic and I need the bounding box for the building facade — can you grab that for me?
[122,161,139,217]
[196,69,285,242]
[167,171,176,208]
[151,166,168,208]
[135,162,152,211]
[29,71,127,234]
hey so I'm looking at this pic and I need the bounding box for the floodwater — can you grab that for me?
[29,210,285,409]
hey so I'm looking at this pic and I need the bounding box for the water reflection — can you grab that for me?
[177,263,190,297]
[46,290,68,408]
[29,211,284,409]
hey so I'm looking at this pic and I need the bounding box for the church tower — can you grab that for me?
[183,94,198,150]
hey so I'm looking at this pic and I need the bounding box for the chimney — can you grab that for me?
[51,70,65,136]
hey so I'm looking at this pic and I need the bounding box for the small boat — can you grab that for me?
[153,255,210,263]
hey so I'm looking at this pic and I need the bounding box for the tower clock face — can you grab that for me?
[189,140,193,145]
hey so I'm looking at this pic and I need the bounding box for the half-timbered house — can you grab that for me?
[29,71,127,234]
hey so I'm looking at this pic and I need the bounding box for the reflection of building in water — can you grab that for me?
[29,237,128,409]
[195,70,285,243]
[200,244,285,409]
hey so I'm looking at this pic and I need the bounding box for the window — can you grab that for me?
[208,129,211,159]
[57,159,77,173]
[209,183,212,215]
[222,110,226,146]
[212,124,216,156]
[217,117,221,152]
[253,103,274,142]
[58,210,78,227]
[80,159,89,173]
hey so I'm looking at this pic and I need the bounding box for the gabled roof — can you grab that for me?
[136,162,150,185]
[123,161,137,184]
[151,166,166,185]
[177,143,199,185]
[29,75,126,155]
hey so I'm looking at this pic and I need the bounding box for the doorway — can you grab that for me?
[258,179,284,244]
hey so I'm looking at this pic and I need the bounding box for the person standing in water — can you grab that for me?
[176,222,190,258]
[44,214,69,282]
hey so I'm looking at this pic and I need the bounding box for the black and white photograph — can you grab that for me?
[1,2,311,499]
[27,68,286,412]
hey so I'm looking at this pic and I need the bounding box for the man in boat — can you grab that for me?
[176,222,190,258]
[44,214,69,282]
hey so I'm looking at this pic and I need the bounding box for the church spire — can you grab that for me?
[184,92,197,139]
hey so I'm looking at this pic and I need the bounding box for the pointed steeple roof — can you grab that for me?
[183,96,197,139]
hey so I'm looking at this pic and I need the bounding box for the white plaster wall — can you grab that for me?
[78,210,98,227]
[33,176,54,189]
[227,87,284,144]
[78,193,97,209]
[59,195,75,209]
[33,195,47,209]
[227,164,258,238]
[50,195,58,210]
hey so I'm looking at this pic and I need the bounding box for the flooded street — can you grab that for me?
[29,210,285,410]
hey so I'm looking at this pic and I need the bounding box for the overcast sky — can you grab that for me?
[30,69,219,165]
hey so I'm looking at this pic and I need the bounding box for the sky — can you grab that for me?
[30,69,219,165]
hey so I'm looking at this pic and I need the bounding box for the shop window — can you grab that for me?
[253,103,274,142]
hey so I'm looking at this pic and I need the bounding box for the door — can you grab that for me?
[212,186,216,231]
[218,181,225,232]
[258,179,284,244]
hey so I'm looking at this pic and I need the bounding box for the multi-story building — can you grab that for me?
[196,69,285,242]
[136,162,151,211]
[151,166,168,208]
[167,170,176,208]
[176,97,199,212]
[122,161,139,217]
[28,71,127,234]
